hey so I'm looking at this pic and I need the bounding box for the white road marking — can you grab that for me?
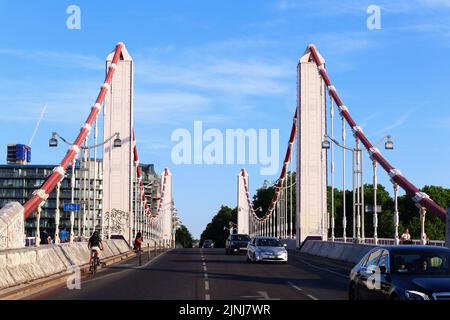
[205,294,211,300]
[205,281,210,291]
[241,291,280,300]
[287,281,319,300]
[204,273,208,279]
[307,294,319,300]
[287,281,303,291]
[203,266,207,272]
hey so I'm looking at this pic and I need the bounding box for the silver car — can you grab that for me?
[246,236,288,264]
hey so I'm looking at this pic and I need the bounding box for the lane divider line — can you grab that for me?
[287,281,319,301]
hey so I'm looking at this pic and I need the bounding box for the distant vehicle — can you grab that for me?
[247,236,288,264]
[349,245,450,300]
[225,234,251,255]
[202,240,214,248]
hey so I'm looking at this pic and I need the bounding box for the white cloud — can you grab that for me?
[136,58,292,96]
[0,48,103,70]
[420,0,450,8]
[135,92,211,119]
[374,109,414,134]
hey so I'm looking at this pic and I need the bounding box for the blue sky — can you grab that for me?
[0,0,449,238]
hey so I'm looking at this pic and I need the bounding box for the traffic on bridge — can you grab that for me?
[1,1,450,317]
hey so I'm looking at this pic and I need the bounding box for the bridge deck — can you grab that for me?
[23,248,348,300]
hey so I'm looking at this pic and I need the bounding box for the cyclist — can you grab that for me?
[134,232,144,252]
[88,231,104,270]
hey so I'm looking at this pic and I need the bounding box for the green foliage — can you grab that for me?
[175,225,194,248]
[200,206,237,248]
[397,186,450,240]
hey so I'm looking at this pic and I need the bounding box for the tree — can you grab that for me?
[200,206,237,248]
[175,225,194,248]
[398,186,450,240]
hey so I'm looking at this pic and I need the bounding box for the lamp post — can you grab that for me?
[49,131,122,239]
[372,134,394,245]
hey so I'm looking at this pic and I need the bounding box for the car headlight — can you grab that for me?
[405,290,430,301]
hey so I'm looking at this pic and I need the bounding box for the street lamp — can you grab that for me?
[113,133,122,148]
[321,138,331,150]
[371,134,394,245]
[48,131,123,240]
[49,132,58,147]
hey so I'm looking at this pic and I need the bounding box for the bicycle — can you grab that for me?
[90,250,100,275]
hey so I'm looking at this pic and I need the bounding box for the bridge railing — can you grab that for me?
[333,237,445,247]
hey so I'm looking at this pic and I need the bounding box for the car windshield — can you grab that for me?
[232,235,250,242]
[256,238,283,247]
[204,240,212,244]
[393,252,450,275]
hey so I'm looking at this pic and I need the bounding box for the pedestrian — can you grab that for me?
[400,228,412,244]
[59,225,68,243]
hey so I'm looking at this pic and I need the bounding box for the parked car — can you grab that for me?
[349,245,450,300]
[225,234,251,255]
[202,240,214,248]
[247,236,288,264]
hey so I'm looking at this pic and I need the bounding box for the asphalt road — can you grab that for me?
[25,248,350,300]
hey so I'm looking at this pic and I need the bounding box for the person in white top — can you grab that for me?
[400,228,411,244]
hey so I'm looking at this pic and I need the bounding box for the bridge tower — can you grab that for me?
[103,44,134,245]
[296,46,328,247]
[161,169,174,243]
[237,169,250,234]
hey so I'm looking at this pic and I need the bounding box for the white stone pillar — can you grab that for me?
[161,169,173,242]
[103,44,134,245]
[237,170,250,234]
[296,46,327,247]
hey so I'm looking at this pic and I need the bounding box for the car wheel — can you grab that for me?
[246,255,251,263]
[348,283,358,301]
[252,253,257,263]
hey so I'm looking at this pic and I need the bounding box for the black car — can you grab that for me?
[225,234,251,255]
[349,245,450,300]
[202,240,214,248]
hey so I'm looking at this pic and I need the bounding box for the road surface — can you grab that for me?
[25,248,350,300]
